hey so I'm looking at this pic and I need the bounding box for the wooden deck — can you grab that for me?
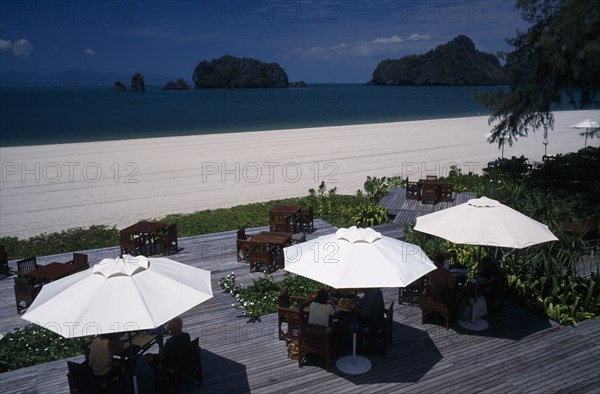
[1,219,599,393]
[380,187,477,228]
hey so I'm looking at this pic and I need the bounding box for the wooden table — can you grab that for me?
[24,262,82,283]
[253,231,293,268]
[120,221,167,256]
[269,205,302,233]
[417,179,441,204]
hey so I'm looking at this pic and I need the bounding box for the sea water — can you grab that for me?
[0,84,500,147]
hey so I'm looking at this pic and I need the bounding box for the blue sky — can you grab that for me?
[0,1,529,83]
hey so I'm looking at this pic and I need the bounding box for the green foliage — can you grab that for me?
[352,202,390,227]
[0,325,89,373]
[305,182,363,228]
[1,225,119,261]
[220,272,323,320]
[441,165,488,194]
[356,176,402,203]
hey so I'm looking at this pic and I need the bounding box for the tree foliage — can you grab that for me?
[477,0,600,148]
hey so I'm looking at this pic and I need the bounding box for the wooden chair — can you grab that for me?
[67,360,101,394]
[420,183,439,204]
[157,223,179,255]
[440,184,454,202]
[405,177,420,200]
[157,338,202,392]
[421,283,452,329]
[120,230,141,255]
[247,241,277,273]
[359,302,394,356]
[69,253,89,272]
[399,276,425,306]
[277,288,305,341]
[270,220,292,233]
[296,207,314,233]
[236,228,252,262]
[297,322,333,372]
[14,276,41,314]
[16,256,39,277]
[0,245,10,277]
[67,359,123,394]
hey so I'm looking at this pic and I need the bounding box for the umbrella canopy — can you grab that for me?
[414,196,558,249]
[284,226,436,289]
[23,255,213,338]
[570,119,600,147]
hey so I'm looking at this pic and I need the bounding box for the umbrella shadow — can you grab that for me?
[335,322,443,384]
[135,348,249,393]
[453,300,554,340]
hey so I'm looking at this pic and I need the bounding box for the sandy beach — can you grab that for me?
[1,109,597,239]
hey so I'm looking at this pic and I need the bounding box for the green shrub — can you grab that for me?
[0,325,89,372]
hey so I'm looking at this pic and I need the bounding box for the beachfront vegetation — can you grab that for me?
[478,0,600,148]
[0,324,89,373]
[407,148,600,325]
[219,272,322,320]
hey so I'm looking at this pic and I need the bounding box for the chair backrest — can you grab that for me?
[248,241,273,262]
[167,223,178,243]
[299,322,329,349]
[16,256,38,275]
[72,253,88,266]
[67,361,101,394]
[423,283,449,306]
[0,245,8,275]
[14,277,34,299]
[278,287,291,308]
[237,228,247,240]
[174,337,201,377]
[271,221,292,233]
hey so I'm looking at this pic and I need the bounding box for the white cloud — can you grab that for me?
[83,48,96,55]
[407,34,431,41]
[292,33,431,60]
[0,38,33,57]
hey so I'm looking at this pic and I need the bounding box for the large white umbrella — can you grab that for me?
[414,196,558,250]
[284,226,435,374]
[414,196,558,330]
[570,119,599,148]
[23,255,212,393]
[23,255,213,337]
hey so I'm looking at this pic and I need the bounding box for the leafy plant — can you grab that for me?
[0,325,90,373]
[352,202,390,227]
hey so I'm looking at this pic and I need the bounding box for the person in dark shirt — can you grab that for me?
[355,288,385,322]
[146,317,191,369]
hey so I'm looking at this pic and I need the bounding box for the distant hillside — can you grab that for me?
[192,55,289,88]
[370,35,510,85]
[0,68,176,86]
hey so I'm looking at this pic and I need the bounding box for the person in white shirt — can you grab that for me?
[308,289,335,326]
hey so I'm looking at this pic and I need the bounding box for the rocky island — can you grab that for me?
[369,35,509,86]
[192,55,289,88]
[114,73,146,92]
[162,78,191,90]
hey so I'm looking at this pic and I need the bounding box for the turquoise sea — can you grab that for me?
[0,84,500,147]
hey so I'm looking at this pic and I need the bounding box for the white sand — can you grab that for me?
[1,109,597,239]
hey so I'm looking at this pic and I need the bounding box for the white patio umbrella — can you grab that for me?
[23,255,213,392]
[284,226,435,374]
[570,119,600,148]
[414,196,558,330]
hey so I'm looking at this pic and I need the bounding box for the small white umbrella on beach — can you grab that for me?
[570,119,600,148]
[284,226,435,374]
[414,196,558,330]
[23,255,213,393]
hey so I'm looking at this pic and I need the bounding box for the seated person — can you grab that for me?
[478,257,504,308]
[355,288,385,323]
[88,333,124,385]
[428,253,462,316]
[427,254,454,290]
[308,288,335,327]
[145,317,191,371]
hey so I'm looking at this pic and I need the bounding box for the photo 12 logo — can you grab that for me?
[200,161,339,184]
[1,161,140,184]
